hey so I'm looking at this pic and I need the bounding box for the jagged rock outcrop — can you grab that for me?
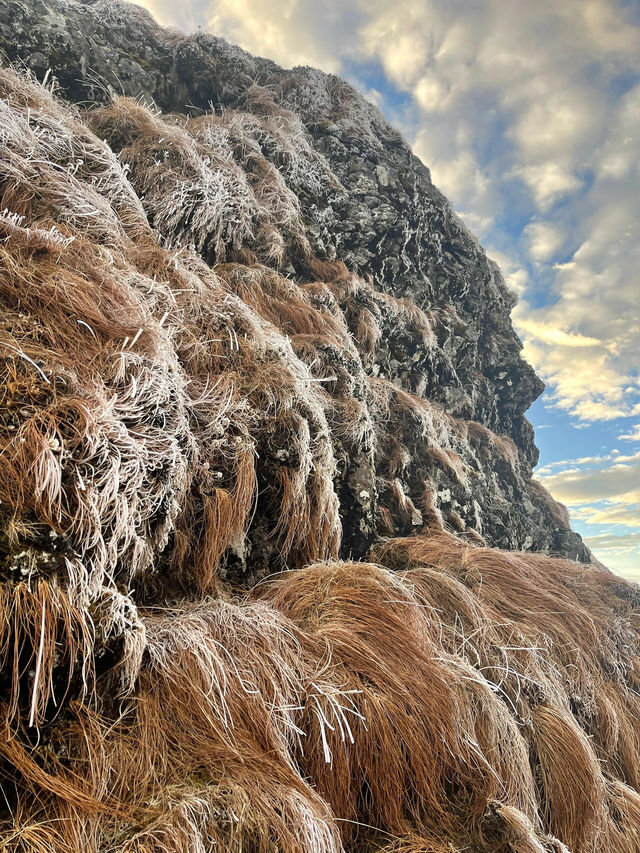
[3,4,637,853]
[0,0,588,566]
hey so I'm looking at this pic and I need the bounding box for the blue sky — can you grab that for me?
[140,0,640,580]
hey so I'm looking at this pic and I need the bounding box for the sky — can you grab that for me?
[139,0,640,580]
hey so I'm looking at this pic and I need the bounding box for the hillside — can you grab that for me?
[0,1,638,851]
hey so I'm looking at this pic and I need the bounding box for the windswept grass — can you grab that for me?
[0,63,638,853]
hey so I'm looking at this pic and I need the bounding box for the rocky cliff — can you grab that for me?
[1,2,638,853]
[0,0,589,569]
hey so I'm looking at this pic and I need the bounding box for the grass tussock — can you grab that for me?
[3,535,639,851]
[88,97,326,267]
[0,67,349,597]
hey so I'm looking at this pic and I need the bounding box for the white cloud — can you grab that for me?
[619,424,640,442]
[584,532,640,551]
[536,451,640,576]
[414,74,448,112]
[536,449,640,506]
[512,163,583,212]
[584,531,640,580]
[523,222,566,264]
[516,317,601,349]
[536,451,617,475]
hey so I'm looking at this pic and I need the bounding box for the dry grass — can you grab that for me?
[0,68,349,598]
[465,420,521,471]
[2,530,640,851]
[528,479,572,528]
[88,97,323,267]
[1,64,639,853]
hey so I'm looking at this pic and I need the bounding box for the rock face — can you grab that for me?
[0,0,588,569]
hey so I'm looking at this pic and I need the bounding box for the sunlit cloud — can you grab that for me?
[619,424,640,442]
[584,532,640,551]
[536,449,640,573]
[536,450,640,506]
[583,531,640,580]
[511,163,582,212]
[515,317,601,349]
[523,222,567,264]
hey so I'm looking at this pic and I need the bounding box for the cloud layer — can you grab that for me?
[536,449,640,576]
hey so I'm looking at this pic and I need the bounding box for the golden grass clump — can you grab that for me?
[527,479,572,528]
[0,67,349,601]
[2,525,640,851]
[0,597,344,852]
